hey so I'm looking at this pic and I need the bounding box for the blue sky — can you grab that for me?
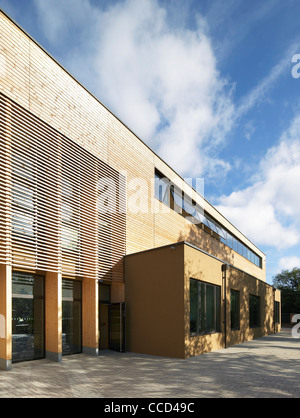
[1,0,300,284]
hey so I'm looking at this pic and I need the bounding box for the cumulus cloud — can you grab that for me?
[33,0,235,179]
[32,0,297,187]
[278,256,300,271]
[216,116,300,249]
[33,0,97,43]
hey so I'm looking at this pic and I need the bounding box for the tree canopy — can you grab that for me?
[273,267,300,315]
[273,267,300,291]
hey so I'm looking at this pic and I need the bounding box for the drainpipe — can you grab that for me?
[222,264,229,348]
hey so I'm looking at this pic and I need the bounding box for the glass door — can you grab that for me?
[12,272,45,363]
[109,303,126,352]
[62,279,82,355]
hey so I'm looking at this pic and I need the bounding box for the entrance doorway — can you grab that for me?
[99,303,109,349]
[99,284,126,352]
[12,272,45,363]
[62,279,82,355]
[109,303,126,352]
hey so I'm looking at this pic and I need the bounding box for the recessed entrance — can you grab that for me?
[99,304,109,350]
[62,279,82,355]
[99,284,126,352]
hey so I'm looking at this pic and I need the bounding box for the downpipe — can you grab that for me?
[222,264,229,349]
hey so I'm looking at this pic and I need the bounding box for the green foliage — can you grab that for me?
[273,267,300,291]
[273,267,300,314]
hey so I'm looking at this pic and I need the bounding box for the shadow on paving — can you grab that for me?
[0,329,299,398]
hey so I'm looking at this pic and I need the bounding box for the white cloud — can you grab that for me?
[33,0,235,179]
[33,0,97,43]
[92,0,236,178]
[236,43,297,119]
[278,256,300,271]
[32,0,297,186]
[216,116,300,249]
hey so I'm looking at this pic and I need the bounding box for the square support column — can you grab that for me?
[45,272,62,362]
[0,264,12,371]
[82,278,99,356]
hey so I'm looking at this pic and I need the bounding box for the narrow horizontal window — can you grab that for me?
[154,169,262,269]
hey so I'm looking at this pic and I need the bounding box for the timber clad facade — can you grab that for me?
[0,93,126,280]
[0,10,280,370]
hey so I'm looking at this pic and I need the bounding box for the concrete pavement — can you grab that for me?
[0,328,299,398]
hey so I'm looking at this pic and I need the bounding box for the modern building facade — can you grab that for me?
[0,10,280,370]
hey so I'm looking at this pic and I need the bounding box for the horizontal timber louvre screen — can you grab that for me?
[0,93,126,282]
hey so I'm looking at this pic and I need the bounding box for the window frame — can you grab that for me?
[249,294,261,328]
[154,170,170,207]
[190,279,221,336]
[154,168,263,269]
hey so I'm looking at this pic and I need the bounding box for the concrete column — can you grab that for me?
[0,264,12,371]
[45,272,62,362]
[82,278,99,356]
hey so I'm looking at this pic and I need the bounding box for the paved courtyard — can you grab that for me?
[0,328,299,398]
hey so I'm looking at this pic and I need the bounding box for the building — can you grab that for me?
[0,10,281,371]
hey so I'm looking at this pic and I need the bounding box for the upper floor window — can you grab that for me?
[154,168,263,269]
[61,172,80,253]
[155,170,170,206]
[11,150,37,242]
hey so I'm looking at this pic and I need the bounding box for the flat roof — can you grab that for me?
[125,241,272,287]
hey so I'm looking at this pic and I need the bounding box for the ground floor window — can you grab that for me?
[249,294,261,328]
[12,272,45,363]
[231,289,240,330]
[190,279,221,335]
[62,279,82,355]
[274,301,280,324]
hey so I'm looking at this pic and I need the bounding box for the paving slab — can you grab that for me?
[0,328,299,398]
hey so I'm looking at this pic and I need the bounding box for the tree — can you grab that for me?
[273,267,300,314]
[273,267,300,291]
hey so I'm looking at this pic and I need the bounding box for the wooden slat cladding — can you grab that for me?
[0,93,126,281]
[0,97,12,265]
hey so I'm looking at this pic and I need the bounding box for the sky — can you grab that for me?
[1,0,300,284]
